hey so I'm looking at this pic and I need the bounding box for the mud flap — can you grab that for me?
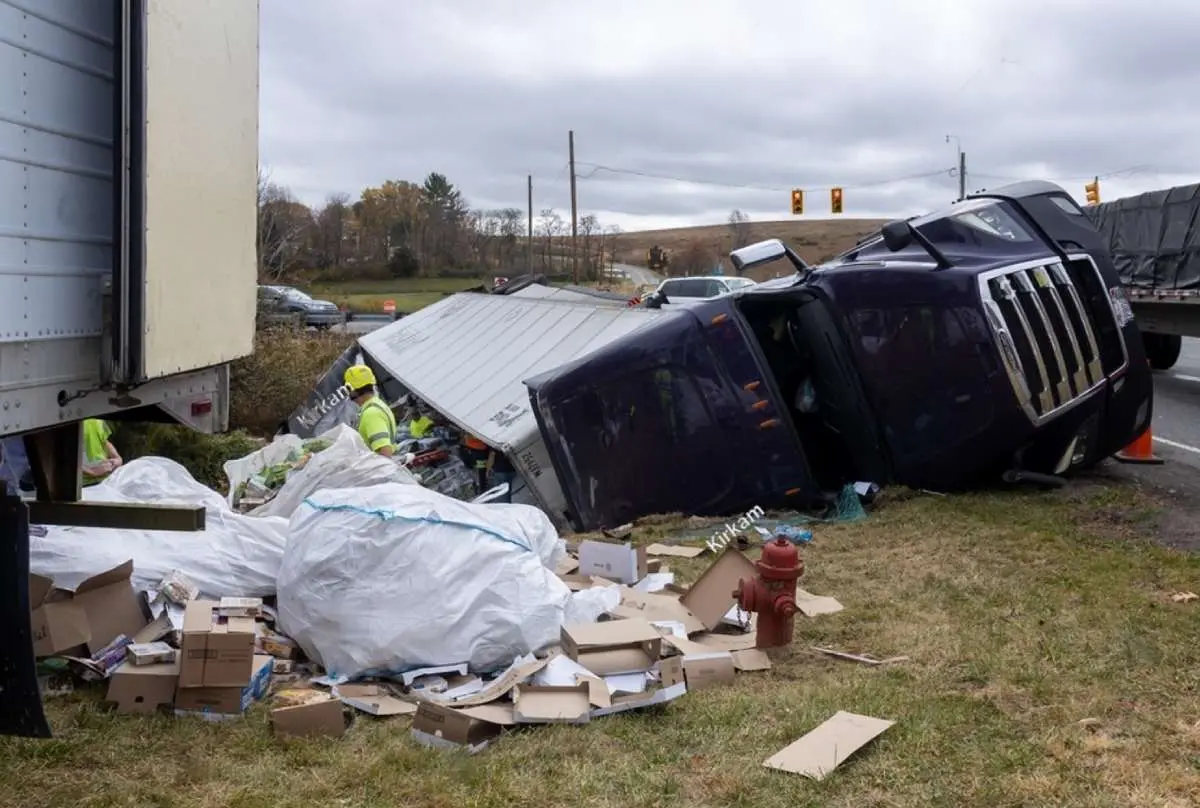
[0,492,51,737]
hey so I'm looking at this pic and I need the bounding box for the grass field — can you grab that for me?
[612,219,888,277]
[4,472,1200,808]
[305,277,485,314]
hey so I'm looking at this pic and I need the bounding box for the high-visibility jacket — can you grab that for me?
[358,397,397,453]
[409,415,434,438]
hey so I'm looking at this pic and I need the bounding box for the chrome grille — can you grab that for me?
[979,260,1106,424]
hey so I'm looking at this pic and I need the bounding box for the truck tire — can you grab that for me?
[1143,332,1182,371]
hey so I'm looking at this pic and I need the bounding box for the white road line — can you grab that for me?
[1152,436,1200,455]
[1170,373,1200,384]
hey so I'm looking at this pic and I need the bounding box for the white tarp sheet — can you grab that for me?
[276,482,573,677]
[29,457,288,597]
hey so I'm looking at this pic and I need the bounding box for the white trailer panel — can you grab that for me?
[139,0,258,379]
[358,293,666,525]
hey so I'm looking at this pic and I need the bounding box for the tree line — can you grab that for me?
[256,170,626,281]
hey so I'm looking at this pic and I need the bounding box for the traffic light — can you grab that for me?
[791,189,804,215]
[831,187,843,214]
[1084,177,1100,206]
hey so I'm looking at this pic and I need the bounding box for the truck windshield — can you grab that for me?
[916,200,1037,254]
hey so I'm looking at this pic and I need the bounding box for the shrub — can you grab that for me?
[111,423,261,493]
[230,328,357,436]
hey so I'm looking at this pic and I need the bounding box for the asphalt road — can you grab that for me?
[612,263,662,287]
[1150,337,1200,469]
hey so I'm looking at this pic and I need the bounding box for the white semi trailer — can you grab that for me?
[1,0,260,736]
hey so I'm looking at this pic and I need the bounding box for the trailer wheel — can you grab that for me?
[1143,332,1183,371]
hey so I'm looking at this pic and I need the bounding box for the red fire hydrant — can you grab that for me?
[732,537,805,649]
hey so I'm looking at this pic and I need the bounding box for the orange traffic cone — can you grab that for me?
[1114,425,1164,465]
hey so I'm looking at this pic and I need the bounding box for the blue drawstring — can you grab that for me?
[299,498,534,553]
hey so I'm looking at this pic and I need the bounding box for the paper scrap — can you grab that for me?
[1170,591,1198,603]
[402,663,469,687]
[603,672,647,695]
[645,543,705,558]
[763,711,895,780]
[635,573,675,593]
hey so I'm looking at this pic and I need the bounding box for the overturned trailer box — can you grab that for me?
[528,181,1153,531]
[351,293,667,529]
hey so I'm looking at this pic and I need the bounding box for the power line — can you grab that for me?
[574,161,955,194]
[970,164,1157,185]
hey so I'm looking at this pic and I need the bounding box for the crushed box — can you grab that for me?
[30,560,148,657]
[577,540,648,584]
[660,651,736,691]
[560,618,662,676]
[179,600,256,687]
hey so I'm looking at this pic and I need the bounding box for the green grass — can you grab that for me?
[305,277,484,313]
[4,480,1200,807]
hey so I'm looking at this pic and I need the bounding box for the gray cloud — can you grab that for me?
[260,0,1200,230]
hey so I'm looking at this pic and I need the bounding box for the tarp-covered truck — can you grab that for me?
[1,0,259,737]
[1085,183,1200,370]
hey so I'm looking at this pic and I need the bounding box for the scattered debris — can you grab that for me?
[1170,591,1198,603]
[763,711,895,780]
[645,543,706,559]
[810,647,909,666]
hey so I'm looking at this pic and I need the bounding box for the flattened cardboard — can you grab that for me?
[616,587,706,635]
[174,654,273,718]
[660,652,736,691]
[513,683,591,724]
[561,619,662,676]
[555,554,580,576]
[578,540,648,584]
[645,543,706,558]
[731,649,772,671]
[335,683,418,716]
[272,698,348,739]
[680,548,757,631]
[106,659,180,714]
[763,711,895,780]
[693,632,759,653]
[446,655,551,707]
[795,588,844,617]
[456,702,517,726]
[179,601,256,688]
[532,654,611,708]
[411,700,504,751]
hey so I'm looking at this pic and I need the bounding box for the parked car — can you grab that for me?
[258,285,345,329]
[527,180,1153,531]
[645,275,756,307]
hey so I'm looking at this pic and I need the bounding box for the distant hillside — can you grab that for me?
[613,218,886,280]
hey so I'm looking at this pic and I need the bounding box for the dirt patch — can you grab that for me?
[1073,459,1200,552]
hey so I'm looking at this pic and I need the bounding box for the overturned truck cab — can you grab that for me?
[527,181,1153,532]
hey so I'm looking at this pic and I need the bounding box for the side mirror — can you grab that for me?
[729,238,811,276]
[880,220,914,252]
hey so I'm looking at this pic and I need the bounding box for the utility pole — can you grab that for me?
[946,134,966,201]
[568,130,579,284]
[526,174,533,273]
[958,151,967,202]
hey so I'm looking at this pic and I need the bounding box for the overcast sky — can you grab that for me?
[260,0,1200,232]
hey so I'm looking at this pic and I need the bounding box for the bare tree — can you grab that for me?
[676,241,717,276]
[579,214,599,280]
[314,191,351,269]
[728,208,752,249]
[537,208,565,272]
[256,167,312,280]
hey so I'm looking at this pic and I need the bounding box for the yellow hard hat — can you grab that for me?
[343,364,376,390]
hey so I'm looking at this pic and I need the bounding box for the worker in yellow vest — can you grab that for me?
[344,364,397,456]
[81,418,122,486]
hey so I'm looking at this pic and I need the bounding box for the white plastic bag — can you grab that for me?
[276,483,571,677]
[29,457,287,597]
[222,434,303,508]
[247,425,420,520]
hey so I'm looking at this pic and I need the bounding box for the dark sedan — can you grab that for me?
[258,285,346,329]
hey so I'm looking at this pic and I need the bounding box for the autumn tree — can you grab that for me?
[256,169,313,280]
[314,192,351,268]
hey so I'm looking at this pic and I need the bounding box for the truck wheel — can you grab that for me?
[1143,332,1182,371]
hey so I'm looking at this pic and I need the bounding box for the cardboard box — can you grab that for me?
[591,681,687,717]
[106,659,180,714]
[218,596,263,618]
[513,683,591,724]
[259,630,298,660]
[30,560,148,657]
[660,651,736,691]
[577,540,648,584]
[411,701,506,753]
[271,698,347,739]
[179,600,256,687]
[175,654,273,719]
[560,618,662,675]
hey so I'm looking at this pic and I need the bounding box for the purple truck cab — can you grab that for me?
[526,181,1153,532]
